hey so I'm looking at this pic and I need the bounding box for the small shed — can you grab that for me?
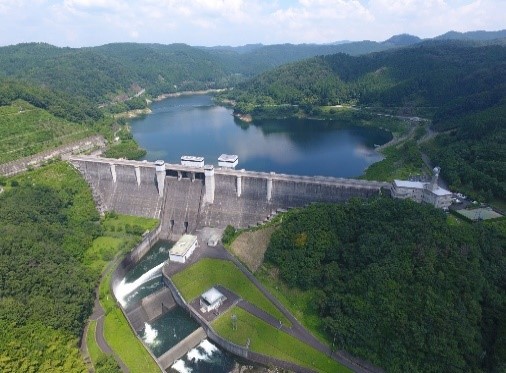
[200,287,227,313]
[169,234,198,263]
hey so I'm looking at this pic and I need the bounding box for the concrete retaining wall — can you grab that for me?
[111,223,163,290]
[158,327,207,370]
[0,135,106,177]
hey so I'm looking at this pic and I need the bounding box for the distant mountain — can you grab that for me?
[200,43,264,54]
[382,34,421,46]
[0,40,401,102]
[435,29,506,41]
[1,29,504,106]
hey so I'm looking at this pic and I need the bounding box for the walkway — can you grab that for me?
[81,256,129,373]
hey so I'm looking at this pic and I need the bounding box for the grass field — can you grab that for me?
[213,307,350,373]
[255,264,329,344]
[0,100,92,163]
[86,320,102,367]
[172,258,290,326]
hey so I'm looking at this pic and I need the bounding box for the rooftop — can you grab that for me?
[431,186,452,196]
[394,180,425,189]
[169,234,197,256]
[201,287,225,305]
[181,155,204,162]
[218,154,238,162]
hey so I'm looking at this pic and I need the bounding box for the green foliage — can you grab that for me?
[0,40,414,107]
[0,320,87,372]
[103,139,147,160]
[363,140,425,181]
[226,41,506,202]
[0,100,92,164]
[265,199,506,372]
[423,102,506,201]
[0,163,100,371]
[96,355,121,373]
[0,80,102,123]
[221,225,237,246]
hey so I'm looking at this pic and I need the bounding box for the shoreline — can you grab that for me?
[154,88,227,102]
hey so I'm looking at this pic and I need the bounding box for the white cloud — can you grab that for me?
[0,0,504,46]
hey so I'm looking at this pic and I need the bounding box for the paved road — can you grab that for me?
[89,297,130,373]
[82,255,130,373]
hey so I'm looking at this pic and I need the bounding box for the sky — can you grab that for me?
[0,0,504,47]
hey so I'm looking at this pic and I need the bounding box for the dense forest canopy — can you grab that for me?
[0,40,405,104]
[0,164,100,371]
[1,31,501,105]
[265,199,506,372]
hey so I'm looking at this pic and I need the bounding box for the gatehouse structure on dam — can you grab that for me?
[70,155,390,237]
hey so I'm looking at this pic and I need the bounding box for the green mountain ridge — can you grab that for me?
[224,41,506,202]
[0,29,503,106]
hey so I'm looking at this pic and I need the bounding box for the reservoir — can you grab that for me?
[130,94,391,178]
[124,95,392,372]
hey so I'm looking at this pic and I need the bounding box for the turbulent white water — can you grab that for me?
[143,322,158,345]
[114,262,165,306]
[171,359,192,373]
[186,339,219,362]
[171,339,220,372]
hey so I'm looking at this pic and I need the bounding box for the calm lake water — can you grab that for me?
[131,95,391,178]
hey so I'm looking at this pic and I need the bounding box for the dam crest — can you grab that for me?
[70,155,390,238]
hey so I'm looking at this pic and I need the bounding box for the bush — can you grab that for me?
[222,225,237,246]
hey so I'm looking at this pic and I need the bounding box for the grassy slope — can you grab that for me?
[213,307,350,373]
[172,258,290,326]
[0,100,92,164]
[86,321,102,367]
[99,265,160,373]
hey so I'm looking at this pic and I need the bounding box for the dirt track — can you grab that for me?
[230,226,277,272]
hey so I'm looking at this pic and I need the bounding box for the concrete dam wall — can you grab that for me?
[70,156,391,231]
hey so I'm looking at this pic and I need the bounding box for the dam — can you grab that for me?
[76,154,389,372]
[70,155,390,236]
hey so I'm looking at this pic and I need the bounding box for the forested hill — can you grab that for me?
[0,30,503,104]
[0,41,400,103]
[265,199,506,372]
[227,41,505,111]
[225,41,506,202]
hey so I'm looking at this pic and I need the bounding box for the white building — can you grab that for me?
[169,234,198,263]
[391,167,452,209]
[200,287,227,313]
[218,154,239,168]
[181,156,204,168]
